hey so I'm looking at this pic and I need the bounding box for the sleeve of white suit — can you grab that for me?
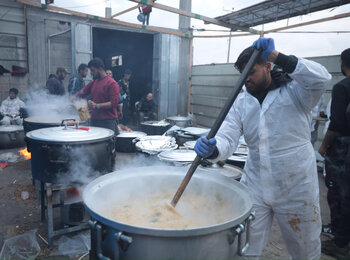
[288,58,331,111]
[210,102,243,162]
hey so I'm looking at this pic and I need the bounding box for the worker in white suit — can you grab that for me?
[194,38,331,259]
[0,88,25,125]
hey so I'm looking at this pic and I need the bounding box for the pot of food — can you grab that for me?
[140,121,171,135]
[166,116,192,128]
[174,127,209,146]
[134,135,177,155]
[115,131,147,153]
[23,115,85,135]
[83,166,254,260]
[158,149,197,166]
[26,125,115,183]
[0,125,26,149]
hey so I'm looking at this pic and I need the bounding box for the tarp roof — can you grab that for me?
[216,0,350,30]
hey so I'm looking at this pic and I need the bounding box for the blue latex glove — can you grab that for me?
[194,136,217,158]
[252,38,275,61]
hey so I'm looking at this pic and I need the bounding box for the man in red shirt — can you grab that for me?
[75,58,119,132]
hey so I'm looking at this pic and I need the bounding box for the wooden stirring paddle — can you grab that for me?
[168,48,262,210]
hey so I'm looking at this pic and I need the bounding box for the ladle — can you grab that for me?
[169,48,262,210]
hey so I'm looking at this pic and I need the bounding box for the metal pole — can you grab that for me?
[227,30,232,63]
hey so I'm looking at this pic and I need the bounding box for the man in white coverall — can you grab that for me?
[194,37,331,259]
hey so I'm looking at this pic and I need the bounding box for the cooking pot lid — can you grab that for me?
[199,164,242,179]
[26,126,114,142]
[117,131,146,138]
[0,125,24,132]
[24,115,81,124]
[167,116,191,121]
[141,120,170,127]
[183,140,196,149]
[180,127,210,136]
[135,135,177,154]
[158,149,197,162]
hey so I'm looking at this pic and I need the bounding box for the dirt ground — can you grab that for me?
[0,147,335,259]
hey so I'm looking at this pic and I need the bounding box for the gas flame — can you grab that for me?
[19,148,31,160]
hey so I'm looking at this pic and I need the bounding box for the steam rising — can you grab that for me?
[24,90,85,122]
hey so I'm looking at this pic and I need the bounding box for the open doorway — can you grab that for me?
[92,28,154,113]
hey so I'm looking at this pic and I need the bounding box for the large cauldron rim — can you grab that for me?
[83,166,252,237]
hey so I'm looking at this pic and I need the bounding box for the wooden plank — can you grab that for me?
[0,35,26,48]
[0,47,25,60]
[191,95,227,108]
[15,0,187,38]
[191,85,234,97]
[192,114,215,128]
[192,104,222,119]
[128,0,258,33]
[0,6,25,23]
[0,21,24,35]
[192,64,239,76]
[192,74,238,86]
[111,4,141,18]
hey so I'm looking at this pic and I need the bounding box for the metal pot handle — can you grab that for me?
[89,220,133,260]
[89,220,111,260]
[228,212,255,256]
[132,137,140,144]
[112,232,133,259]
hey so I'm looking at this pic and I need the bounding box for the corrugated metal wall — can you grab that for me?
[191,56,343,148]
[0,0,28,100]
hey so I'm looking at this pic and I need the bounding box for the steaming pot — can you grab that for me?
[83,166,254,260]
[140,120,171,135]
[0,125,26,149]
[115,131,147,153]
[26,125,115,183]
[23,115,86,135]
[173,127,209,146]
[166,116,192,128]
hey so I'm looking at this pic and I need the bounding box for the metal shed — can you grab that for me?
[0,0,192,119]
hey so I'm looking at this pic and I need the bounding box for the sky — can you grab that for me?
[48,0,350,65]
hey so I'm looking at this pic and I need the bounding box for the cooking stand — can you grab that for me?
[39,181,89,248]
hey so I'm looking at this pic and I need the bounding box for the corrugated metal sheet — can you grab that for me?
[216,0,350,30]
[0,0,26,70]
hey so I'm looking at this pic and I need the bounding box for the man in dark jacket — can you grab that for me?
[45,67,67,95]
[138,92,156,121]
[68,63,88,95]
[319,48,350,259]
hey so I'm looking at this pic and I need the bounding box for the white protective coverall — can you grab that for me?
[212,58,331,259]
[0,96,25,125]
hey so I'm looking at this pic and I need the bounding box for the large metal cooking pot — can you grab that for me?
[0,125,26,149]
[173,127,209,146]
[158,149,197,166]
[26,125,115,184]
[23,115,85,134]
[134,135,177,155]
[83,166,253,260]
[140,121,171,135]
[115,131,147,153]
[166,116,192,128]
